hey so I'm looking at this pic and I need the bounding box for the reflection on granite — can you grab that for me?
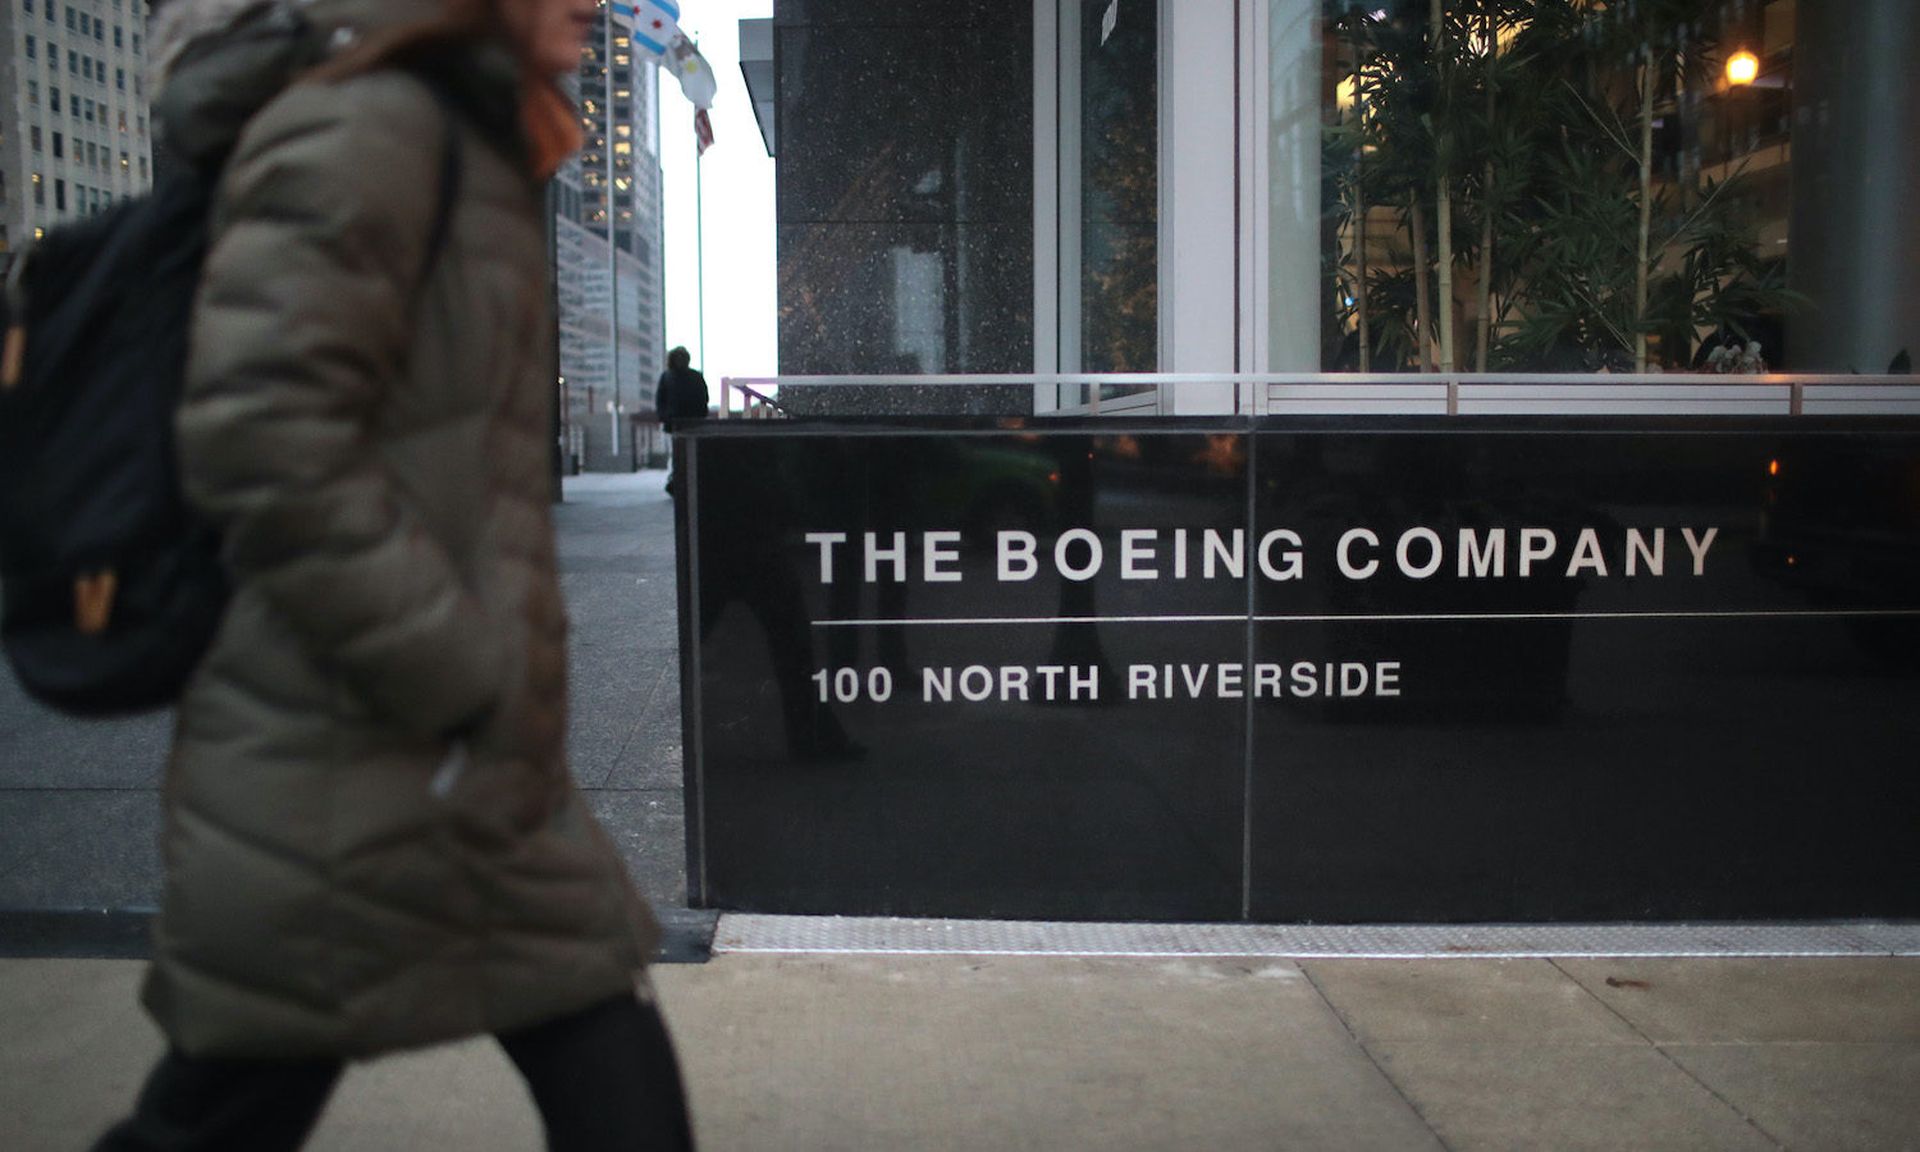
[775,0,1001,25]
[774,1,1033,403]
[681,420,1920,921]
[777,221,1033,415]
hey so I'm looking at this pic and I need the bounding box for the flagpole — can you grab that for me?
[696,128,707,378]
[603,4,623,466]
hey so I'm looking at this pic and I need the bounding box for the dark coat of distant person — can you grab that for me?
[655,346,710,431]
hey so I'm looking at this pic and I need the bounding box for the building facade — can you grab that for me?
[1,0,154,259]
[553,10,668,472]
[760,0,1918,415]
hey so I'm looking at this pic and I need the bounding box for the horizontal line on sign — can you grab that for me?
[1257,609,1920,623]
[811,609,1920,628]
[811,615,1246,628]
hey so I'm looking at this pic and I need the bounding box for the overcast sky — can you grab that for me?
[657,0,777,392]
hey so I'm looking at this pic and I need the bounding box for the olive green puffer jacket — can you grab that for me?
[143,0,658,1059]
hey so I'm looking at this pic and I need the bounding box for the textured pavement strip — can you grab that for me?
[713,913,1920,959]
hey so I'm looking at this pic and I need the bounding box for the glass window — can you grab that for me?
[1072,0,1158,377]
[1301,0,1907,375]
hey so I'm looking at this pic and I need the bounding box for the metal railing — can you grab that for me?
[717,373,1920,418]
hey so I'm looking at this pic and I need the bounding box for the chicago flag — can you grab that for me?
[612,0,683,60]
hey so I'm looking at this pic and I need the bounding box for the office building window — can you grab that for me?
[51,131,62,158]
[31,126,41,151]
[26,34,36,59]
[54,178,65,211]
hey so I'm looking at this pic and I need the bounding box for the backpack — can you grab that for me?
[0,85,463,718]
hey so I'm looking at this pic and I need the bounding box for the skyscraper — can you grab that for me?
[1,0,155,259]
[553,8,667,473]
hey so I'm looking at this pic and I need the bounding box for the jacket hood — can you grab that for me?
[153,0,497,169]
[153,0,462,73]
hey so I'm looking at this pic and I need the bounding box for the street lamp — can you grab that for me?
[1726,49,1760,87]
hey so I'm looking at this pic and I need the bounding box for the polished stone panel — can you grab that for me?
[685,428,1248,919]
[773,3,1034,387]
[680,419,1920,922]
[776,222,1034,393]
[1249,424,1920,922]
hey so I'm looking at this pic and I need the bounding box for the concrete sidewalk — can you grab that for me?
[5,950,1919,1150]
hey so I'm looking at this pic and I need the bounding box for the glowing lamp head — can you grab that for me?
[1726,50,1761,87]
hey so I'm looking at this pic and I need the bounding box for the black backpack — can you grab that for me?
[0,93,462,718]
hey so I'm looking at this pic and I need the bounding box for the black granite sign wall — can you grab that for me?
[678,418,1920,922]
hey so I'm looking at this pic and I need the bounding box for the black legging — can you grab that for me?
[93,993,696,1151]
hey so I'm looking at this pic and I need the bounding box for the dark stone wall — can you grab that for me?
[774,0,1034,414]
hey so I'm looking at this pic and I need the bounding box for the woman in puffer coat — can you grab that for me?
[95,1,690,1148]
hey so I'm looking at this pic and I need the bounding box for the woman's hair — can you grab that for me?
[668,348,692,371]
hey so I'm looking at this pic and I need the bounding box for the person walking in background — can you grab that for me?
[656,346,710,498]
[94,1,693,1148]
